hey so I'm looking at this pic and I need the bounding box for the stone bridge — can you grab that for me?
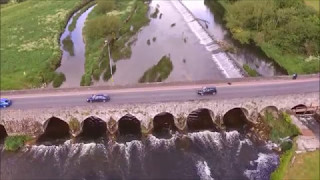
[0,92,318,143]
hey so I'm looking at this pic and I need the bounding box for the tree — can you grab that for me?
[96,0,115,14]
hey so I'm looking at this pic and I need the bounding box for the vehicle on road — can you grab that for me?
[86,94,110,103]
[0,98,12,108]
[197,87,217,96]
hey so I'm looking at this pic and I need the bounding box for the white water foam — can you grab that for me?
[170,0,243,78]
[196,161,214,180]
[244,153,279,180]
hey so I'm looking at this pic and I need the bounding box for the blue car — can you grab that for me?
[0,98,12,108]
[87,94,110,103]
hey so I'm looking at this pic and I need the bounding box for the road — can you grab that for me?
[1,78,319,110]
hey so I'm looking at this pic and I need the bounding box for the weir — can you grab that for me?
[170,0,243,78]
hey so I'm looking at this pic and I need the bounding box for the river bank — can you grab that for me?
[205,0,320,75]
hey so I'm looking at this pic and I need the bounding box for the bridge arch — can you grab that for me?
[76,116,107,141]
[153,112,177,138]
[0,124,8,143]
[37,116,71,143]
[291,104,307,114]
[117,114,142,142]
[223,108,250,131]
[187,108,218,132]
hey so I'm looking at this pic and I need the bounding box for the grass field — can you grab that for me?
[284,150,320,180]
[305,0,320,12]
[0,0,82,90]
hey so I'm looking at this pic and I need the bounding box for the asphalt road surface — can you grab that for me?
[1,78,319,110]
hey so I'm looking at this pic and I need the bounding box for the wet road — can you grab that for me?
[2,78,319,110]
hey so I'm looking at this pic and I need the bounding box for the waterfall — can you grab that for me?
[1,131,279,180]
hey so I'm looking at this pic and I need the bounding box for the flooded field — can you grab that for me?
[57,0,286,88]
[96,0,228,86]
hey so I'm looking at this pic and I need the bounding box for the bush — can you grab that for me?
[80,74,92,86]
[103,65,116,81]
[139,55,173,83]
[85,14,120,40]
[264,112,300,143]
[92,68,101,81]
[4,135,32,151]
[243,64,259,77]
[69,117,80,134]
[96,0,115,14]
[52,73,66,88]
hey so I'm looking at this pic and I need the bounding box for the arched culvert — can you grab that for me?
[117,114,142,142]
[291,104,308,114]
[187,108,218,132]
[76,116,107,141]
[0,124,8,144]
[153,112,177,138]
[223,108,250,131]
[37,116,71,143]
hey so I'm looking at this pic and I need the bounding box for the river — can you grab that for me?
[1,131,279,180]
[56,6,95,88]
[57,0,286,88]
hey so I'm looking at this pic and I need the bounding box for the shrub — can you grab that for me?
[243,64,259,77]
[264,112,300,143]
[80,74,92,86]
[96,0,115,14]
[92,68,101,81]
[69,117,80,134]
[52,73,66,88]
[4,135,32,151]
[139,55,173,83]
[103,65,116,81]
[85,14,120,40]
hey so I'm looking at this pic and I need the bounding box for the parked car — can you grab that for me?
[86,94,110,103]
[197,87,217,96]
[0,98,12,108]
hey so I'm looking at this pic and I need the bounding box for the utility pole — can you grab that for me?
[105,39,114,85]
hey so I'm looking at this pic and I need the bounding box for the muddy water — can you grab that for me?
[0,131,279,180]
[56,6,94,88]
[181,0,287,76]
[98,0,226,86]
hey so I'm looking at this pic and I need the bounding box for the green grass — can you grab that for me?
[0,0,88,90]
[139,55,173,83]
[4,135,32,151]
[261,43,319,74]
[305,0,320,12]
[243,64,259,77]
[271,139,297,180]
[284,150,320,180]
[263,112,300,143]
[82,0,150,85]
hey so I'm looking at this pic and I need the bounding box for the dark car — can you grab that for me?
[0,98,12,108]
[87,94,110,103]
[197,87,217,96]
